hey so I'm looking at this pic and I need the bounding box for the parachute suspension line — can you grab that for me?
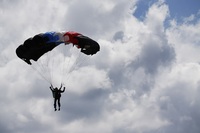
[60,44,69,85]
[30,48,56,85]
[39,58,52,83]
[31,64,52,84]
[61,44,77,87]
[39,51,53,84]
[48,50,56,85]
[42,53,52,83]
[30,44,91,88]
[75,51,90,67]
[68,49,81,73]
[62,46,91,89]
[68,48,91,72]
[58,44,79,88]
[53,44,74,87]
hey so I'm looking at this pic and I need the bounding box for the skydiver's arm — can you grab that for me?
[61,87,65,93]
[59,84,63,90]
[50,84,54,91]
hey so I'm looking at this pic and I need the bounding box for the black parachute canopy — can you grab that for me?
[16,32,100,65]
[16,34,58,64]
[76,35,100,55]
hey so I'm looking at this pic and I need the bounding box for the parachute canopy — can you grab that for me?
[16,31,100,65]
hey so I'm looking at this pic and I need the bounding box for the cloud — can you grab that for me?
[149,63,200,133]
[1,0,200,133]
[64,0,136,39]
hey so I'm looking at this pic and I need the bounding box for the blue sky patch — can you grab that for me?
[134,0,200,23]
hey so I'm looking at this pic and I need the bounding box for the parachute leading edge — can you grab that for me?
[16,31,100,65]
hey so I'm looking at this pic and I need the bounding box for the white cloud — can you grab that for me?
[1,0,200,133]
[167,17,200,63]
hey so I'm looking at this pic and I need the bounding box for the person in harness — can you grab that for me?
[50,84,65,111]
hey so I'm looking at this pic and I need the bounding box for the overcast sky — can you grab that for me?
[0,0,200,133]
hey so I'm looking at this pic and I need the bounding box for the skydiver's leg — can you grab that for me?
[54,98,57,111]
[58,98,61,111]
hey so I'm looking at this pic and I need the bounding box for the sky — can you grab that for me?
[0,0,200,133]
[135,0,200,22]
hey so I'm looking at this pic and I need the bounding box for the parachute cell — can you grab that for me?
[75,35,100,55]
[16,31,100,65]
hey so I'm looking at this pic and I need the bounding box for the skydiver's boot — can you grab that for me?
[58,101,61,111]
[54,103,57,111]
[58,104,61,111]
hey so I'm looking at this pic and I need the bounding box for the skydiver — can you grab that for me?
[50,84,65,111]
